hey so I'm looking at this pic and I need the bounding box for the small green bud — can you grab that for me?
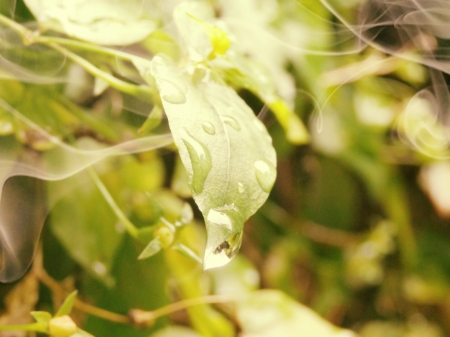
[48,315,77,337]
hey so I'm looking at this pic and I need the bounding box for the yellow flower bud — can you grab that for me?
[48,315,77,337]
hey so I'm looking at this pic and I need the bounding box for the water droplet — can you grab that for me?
[202,122,216,135]
[0,120,13,135]
[221,115,241,130]
[204,230,243,270]
[115,222,125,233]
[254,159,276,193]
[157,79,187,104]
[92,261,107,276]
[181,130,212,194]
[203,207,244,270]
[237,182,245,194]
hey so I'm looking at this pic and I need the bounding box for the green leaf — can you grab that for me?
[149,54,276,269]
[237,290,357,337]
[24,0,157,46]
[55,291,78,317]
[48,172,124,285]
[30,311,52,324]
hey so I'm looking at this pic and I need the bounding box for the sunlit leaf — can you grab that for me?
[148,54,276,269]
[23,0,157,45]
[237,290,357,337]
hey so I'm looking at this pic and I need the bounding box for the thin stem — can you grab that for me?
[129,295,234,326]
[35,262,131,325]
[0,13,30,41]
[47,43,151,99]
[152,295,233,318]
[86,166,140,238]
[0,323,47,333]
[36,36,146,63]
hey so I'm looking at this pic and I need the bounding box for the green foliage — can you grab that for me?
[1,0,450,336]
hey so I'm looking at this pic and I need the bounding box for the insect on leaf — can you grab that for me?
[148,54,276,270]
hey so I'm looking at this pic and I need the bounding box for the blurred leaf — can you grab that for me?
[209,255,260,297]
[237,290,357,337]
[30,311,52,324]
[165,225,234,337]
[48,172,124,285]
[23,0,157,45]
[55,291,78,317]
[83,236,169,337]
[143,30,181,61]
[171,155,192,198]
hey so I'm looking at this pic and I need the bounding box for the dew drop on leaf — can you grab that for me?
[254,159,276,193]
[181,129,212,194]
[157,79,187,104]
[221,115,241,131]
[202,121,216,135]
[238,182,245,194]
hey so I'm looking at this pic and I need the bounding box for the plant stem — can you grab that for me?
[129,295,233,327]
[47,42,152,98]
[0,13,30,40]
[35,262,131,325]
[36,36,145,62]
[86,166,140,238]
[0,323,47,333]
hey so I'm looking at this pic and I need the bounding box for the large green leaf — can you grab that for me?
[48,171,124,285]
[23,0,156,45]
[149,54,276,269]
[237,290,357,337]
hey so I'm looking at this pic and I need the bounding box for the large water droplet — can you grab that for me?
[237,182,245,194]
[204,231,243,270]
[221,115,241,130]
[254,159,276,193]
[157,79,187,104]
[202,122,216,135]
[181,130,212,194]
[203,207,243,270]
